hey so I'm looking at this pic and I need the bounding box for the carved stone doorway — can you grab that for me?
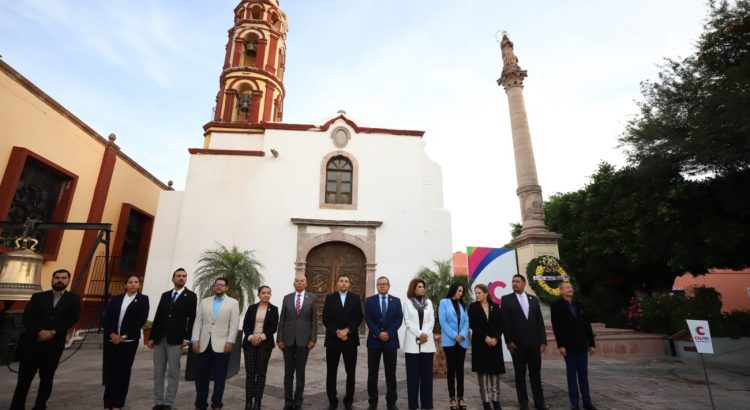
[305,241,366,334]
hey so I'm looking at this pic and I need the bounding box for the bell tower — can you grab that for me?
[205,0,288,134]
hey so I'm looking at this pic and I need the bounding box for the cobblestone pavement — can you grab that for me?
[1,341,748,410]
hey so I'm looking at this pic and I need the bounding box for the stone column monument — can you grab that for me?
[497,33,561,292]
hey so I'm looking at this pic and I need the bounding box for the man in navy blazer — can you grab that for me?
[364,276,403,410]
[10,268,81,410]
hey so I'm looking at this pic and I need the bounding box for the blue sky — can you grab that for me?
[0,0,709,250]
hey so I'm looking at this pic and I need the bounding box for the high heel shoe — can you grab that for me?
[449,398,458,410]
[458,398,467,410]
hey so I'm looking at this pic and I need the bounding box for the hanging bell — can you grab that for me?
[0,236,43,301]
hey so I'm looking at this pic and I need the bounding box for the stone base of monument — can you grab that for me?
[544,323,666,359]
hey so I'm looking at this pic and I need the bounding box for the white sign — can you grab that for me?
[686,319,714,354]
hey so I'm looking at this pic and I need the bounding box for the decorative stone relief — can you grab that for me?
[517,184,545,223]
[331,127,350,149]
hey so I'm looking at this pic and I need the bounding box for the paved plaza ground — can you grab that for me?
[1,340,748,410]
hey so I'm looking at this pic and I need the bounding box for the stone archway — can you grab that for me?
[305,241,366,334]
[291,218,381,334]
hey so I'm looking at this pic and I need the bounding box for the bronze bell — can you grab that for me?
[0,236,43,301]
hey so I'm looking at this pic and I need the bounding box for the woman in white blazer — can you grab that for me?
[403,278,435,410]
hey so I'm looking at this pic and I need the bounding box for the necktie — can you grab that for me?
[171,291,178,303]
[295,293,301,314]
[520,294,529,319]
[381,295,387,316]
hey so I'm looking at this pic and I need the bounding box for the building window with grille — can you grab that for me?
[113,204,154,275]
[0,147,77,260]
[320,152,357,209]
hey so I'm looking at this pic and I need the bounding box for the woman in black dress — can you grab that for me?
[468,284,505,410]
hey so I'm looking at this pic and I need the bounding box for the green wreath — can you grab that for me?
[526,255,575,304]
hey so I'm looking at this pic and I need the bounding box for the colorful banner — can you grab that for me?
[467,247,518,304]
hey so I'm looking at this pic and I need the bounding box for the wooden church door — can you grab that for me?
[305,241,366,334]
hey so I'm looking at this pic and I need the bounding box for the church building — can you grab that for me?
[142,0,452,320]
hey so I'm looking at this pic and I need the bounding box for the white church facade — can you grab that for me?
[142,0,452,317]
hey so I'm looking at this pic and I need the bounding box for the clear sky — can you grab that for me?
[0,0,709,252]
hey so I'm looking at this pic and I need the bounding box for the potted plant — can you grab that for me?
[142,320,153,345]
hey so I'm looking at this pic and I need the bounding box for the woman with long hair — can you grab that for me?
[242,285,278,410]
[403,278,435,410]
[102,274,150,410]
[469,284,505,410]
[438,282,469,410]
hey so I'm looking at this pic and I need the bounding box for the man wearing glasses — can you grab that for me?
[191,277,240,410]
[364,276,403,410]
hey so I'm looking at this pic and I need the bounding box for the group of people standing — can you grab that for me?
[10,268,598,410]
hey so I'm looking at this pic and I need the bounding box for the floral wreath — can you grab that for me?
[526,255,575,304]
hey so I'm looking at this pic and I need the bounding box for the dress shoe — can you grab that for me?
[162,407,172,410]
[571,406,581,410]
[252,399,261,410]
[583,405,598,410]
[492,401,502,410]
[153,406,163,410]
[387,405,400,410]
[535,406,550,410]
[483,403,493,410]
[368,405,377,410]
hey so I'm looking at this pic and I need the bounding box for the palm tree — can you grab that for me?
[416,259,471,328]
[193,243,264,312]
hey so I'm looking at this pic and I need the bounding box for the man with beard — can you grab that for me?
[191,277,240,410]
[501,274,549,410]
[322,274,363,410]
[10,268,81,410]
[147,268,198,410]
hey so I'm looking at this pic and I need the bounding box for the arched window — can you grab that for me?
[325,156,352,204]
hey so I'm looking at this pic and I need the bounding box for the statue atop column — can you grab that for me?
[495,32,559,252]
[501,33,518,67]
[498,33,528,90]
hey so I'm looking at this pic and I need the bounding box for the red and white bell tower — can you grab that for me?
[205,0,287,136]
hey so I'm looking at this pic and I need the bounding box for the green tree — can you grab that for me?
[620,0,750,176]
[544,162,750,324]
[193,243,264,312]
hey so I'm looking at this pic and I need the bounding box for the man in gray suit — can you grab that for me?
[277,275,318,410]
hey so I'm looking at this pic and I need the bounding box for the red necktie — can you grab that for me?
[295,293,301,314]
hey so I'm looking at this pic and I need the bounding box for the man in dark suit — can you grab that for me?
[277,275,318,410]
[551,282,597,410]
[501,274,549,410]
[147,268,198,410]
[322,274,363,410]
[10,268,81,410]
[364,276,403,410]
